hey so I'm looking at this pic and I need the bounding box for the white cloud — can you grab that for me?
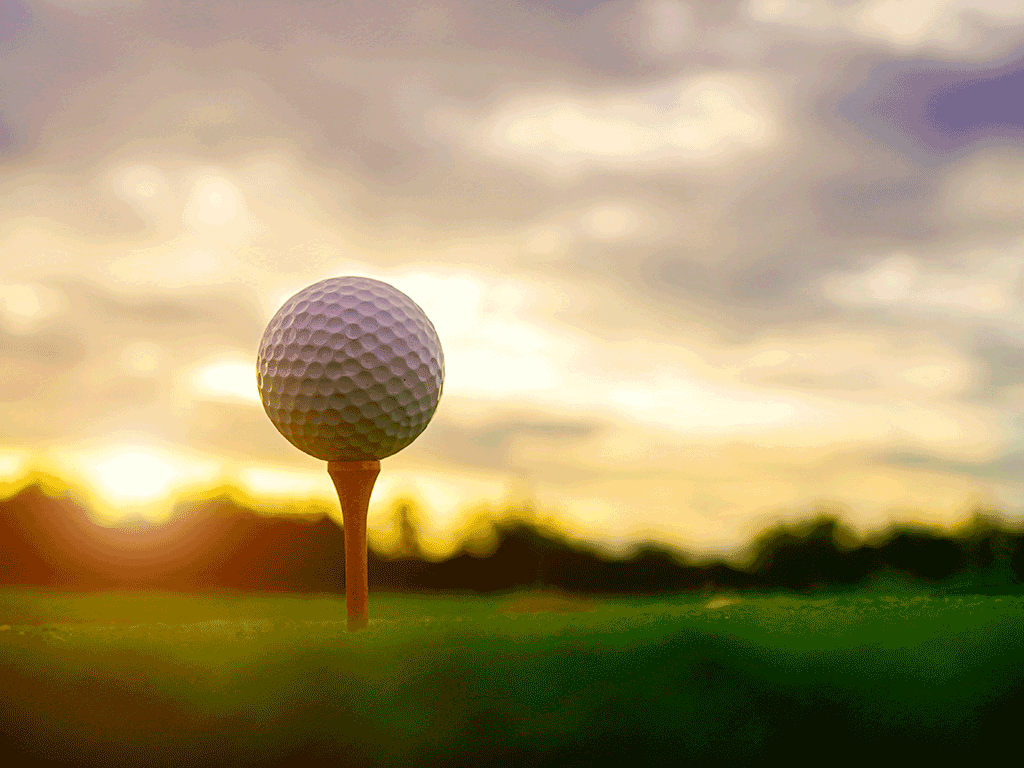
[638,0,695,59]
[821,252,1023,317]
[728,331,984,398]
[183,172,255,245]
[431,72,779,181]
[940,150,1024,224]
[852,0,994,52]
[521,224,576,258]
[605,380,807,433]
[577,199,671,243]
[746,0,850,33]
[383,267,584,400]
[0,282,66,334]
[747,0,1024,56]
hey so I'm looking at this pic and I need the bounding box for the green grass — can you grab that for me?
[1,587,1022,766]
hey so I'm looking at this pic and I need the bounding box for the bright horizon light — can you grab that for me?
[191,358,261,403]
[90,450,180,502]
[238,465,333,501]
[0,449,29,482]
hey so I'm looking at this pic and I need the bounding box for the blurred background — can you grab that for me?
[3,0,1024,572]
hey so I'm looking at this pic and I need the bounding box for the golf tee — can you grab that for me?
[327,460,381,631]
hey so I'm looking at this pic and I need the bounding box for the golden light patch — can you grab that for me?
[0,449,29,483]
[90,451,180,502]
[49,446,223,524]
[236,465,334,504]
[190,357,261,403]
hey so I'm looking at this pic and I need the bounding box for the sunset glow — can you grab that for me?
[191,358,262,403]
[2,1,1024,557]
[91,452,180,502]
[237,465,333,502]
[0,449,29,483]
[40,447,227,524]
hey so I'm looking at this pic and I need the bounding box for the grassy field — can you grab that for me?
[1,586,1021,766]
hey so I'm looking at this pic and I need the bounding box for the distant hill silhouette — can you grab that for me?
[1,482,1023,595]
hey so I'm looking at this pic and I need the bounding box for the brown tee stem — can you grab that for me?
[327,460,380,631]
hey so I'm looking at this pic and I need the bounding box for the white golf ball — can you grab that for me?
[257,276,444,461]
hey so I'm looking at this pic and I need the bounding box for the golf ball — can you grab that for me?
[257,276,444,461]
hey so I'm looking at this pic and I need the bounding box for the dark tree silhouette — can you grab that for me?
[1,483,1022,596]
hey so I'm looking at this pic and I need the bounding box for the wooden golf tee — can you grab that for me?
[327,460,381,632]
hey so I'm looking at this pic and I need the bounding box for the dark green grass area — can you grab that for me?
[1,587,1022,766]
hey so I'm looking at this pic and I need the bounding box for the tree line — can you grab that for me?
[1,483,1022,595]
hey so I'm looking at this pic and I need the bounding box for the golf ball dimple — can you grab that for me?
[257,276,444,461]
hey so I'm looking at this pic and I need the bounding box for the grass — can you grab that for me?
[1,587,1022,766]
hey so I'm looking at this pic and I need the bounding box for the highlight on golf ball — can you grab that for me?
[256,276,445,462]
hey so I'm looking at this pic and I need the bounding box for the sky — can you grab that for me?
[3,0,1024,563]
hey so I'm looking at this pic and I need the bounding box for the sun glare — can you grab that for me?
[191,358,261,403]
[0,449,28,483]
[238,466,332,501]
[92,451,180,502]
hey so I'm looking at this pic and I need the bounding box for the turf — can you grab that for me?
[1,587,1021,766]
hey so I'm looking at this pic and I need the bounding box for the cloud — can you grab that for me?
[431,70,780,184]
[821,250,1024,318]
[939,147,1024,225]
[747,0,1024,57]
[184,400,296,465]
[2,0,1024,553]
[0,278,265,444]
[414,402,607,478]
[970,326,1024,391]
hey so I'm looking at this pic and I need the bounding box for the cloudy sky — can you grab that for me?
[3,0,1024,563]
